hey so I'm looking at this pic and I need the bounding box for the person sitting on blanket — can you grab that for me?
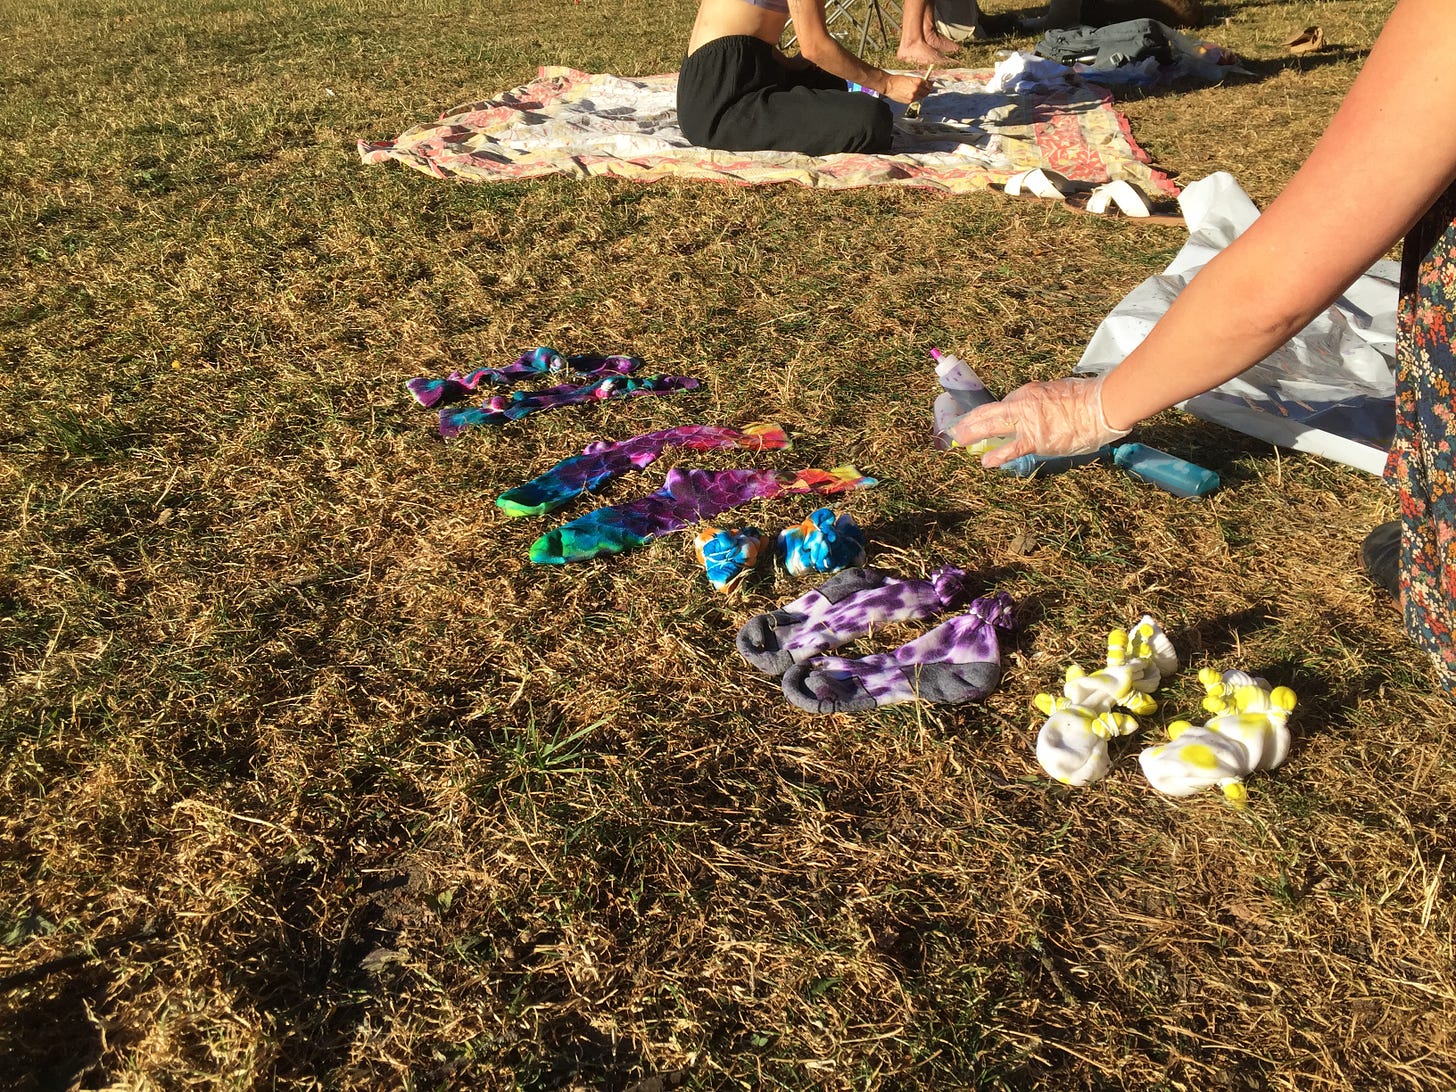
[678,0,932,156]
[948,0,1456,702]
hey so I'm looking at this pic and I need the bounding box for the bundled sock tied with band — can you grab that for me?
[695,526,765,593]
[1035,616,1178,786]
[778,508,867,575]
[736,566,972,676]
[530,466,875,565]
[779,592,1016,714]
[497,422,790,518]
[1139,668,1297,806]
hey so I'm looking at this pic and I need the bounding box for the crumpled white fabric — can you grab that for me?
[1074,171,1398,474]
[986,51,1074,94]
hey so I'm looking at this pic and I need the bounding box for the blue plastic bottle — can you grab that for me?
[999,445,1117,478]
[1112,443,1220,498]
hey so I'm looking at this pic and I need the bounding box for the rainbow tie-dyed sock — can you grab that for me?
[405,348,639,408]
[530,466,875,565]
[497,423,791,518]
[438,373,701,438]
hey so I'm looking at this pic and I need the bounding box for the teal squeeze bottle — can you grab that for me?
[999,446,1117,478]
[1112,443,1220,498]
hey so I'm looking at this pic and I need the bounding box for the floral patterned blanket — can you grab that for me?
[358,65,1177,197]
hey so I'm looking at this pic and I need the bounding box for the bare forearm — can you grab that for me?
[797,33,888,90]
[1098,245,1339,429]
[1102,0,1456,430]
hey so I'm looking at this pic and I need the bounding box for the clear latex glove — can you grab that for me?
[947,373,1132,469]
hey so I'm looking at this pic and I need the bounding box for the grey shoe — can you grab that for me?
[1360,521,1400,600]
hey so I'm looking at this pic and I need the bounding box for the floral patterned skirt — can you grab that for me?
[1386,183,1456,696]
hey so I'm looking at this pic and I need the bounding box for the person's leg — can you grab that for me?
[679,36,891,155]
[898,0,949,64]
[677,36,758,149]
[920,0,964,55]
[715,80,893,155]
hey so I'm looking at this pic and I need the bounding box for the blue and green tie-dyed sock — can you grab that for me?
[530,466,876,565]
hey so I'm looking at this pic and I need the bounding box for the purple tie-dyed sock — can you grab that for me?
[736,566,973,676]
[779,592,1016,714]
[529,466,876,565]
[406,348,641,409]
[437,373,700,438]
[497,423,791,518]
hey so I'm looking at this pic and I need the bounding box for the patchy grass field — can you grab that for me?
[2,0,1453,1087]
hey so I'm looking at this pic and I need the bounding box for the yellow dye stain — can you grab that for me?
[1180,743,1222,771]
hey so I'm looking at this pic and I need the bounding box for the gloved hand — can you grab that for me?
[948,373,1132,469]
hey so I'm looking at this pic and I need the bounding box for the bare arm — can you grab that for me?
[1099,0,1456,428]
[950,0,1456,463]
[787,0,928,101]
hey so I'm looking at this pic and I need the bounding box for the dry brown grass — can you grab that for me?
[2,0,1453,1088]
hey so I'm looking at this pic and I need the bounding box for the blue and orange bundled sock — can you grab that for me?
[735,566,972,676]
[777,508,867,575]
[779,592,1016,714]
[695,526,765,593]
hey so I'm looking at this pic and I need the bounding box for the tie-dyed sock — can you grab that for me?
[777,508,867,576]
[497,422,791,518]
[1033,616,1179,786]
[1139,669,1297,805]
[406,349,640,408]
[529,465,875,565]
[695,526,766,593]
[438,373,701,438]
[779,593,1016,714]
[736,565,971,676]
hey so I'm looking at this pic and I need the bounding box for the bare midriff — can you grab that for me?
[687,0,791,55]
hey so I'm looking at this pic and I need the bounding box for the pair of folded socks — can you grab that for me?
[695,508,867,593]
[1035,622,1298,804]
[735,567,1015,714]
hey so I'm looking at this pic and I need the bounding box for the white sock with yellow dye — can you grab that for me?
[1138,668,1297,805]
[1035,616,1179,787]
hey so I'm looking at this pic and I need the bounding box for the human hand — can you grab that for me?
[882,73,931,104]
[948,373,1132,468]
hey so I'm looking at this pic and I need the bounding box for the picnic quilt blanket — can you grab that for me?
[357,65,1178,197]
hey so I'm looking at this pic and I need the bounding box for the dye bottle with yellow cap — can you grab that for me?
[930,348,1013,455]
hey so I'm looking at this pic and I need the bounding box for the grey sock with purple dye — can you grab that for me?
[780,592,1015,714]
[735,566,972,677]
